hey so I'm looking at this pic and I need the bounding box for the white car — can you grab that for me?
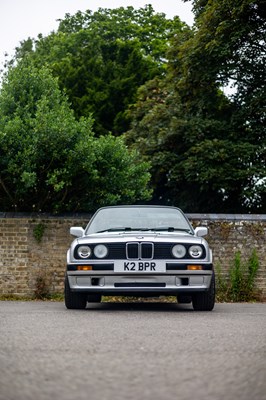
[65,205,215,310]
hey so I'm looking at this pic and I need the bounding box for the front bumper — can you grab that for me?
[66,267,213,296]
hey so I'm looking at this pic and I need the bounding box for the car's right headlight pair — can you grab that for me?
[77,244,108,259]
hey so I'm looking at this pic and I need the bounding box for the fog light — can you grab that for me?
[187,265,202,270]
[77,266,93,271]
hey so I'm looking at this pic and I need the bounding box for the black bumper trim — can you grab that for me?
[67,264,114,271]
[166,263,213,271]
[70,287,209,296]
[114,283,166,288]
[67,263,213,271]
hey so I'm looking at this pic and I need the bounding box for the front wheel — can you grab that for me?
[64,276,87,309]
[192,272,215,311]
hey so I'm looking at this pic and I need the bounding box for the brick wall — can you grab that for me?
[0,213,265,299]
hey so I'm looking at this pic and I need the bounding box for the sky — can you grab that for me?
[0,0,194,67]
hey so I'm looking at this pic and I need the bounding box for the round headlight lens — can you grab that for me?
[77,245,92,259]
[172,244,186,258]
[94,244,108,258]
[189,245,203,258]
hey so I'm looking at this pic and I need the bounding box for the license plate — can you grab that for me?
[114,261,166,273]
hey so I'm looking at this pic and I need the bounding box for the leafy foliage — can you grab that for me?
[33,223,46,243]
[2,3,265,213]
[0,60,151,212]
[126,0,266,212]
[78,134,152,210]
[14,6,185,136]
[216,249,261,302]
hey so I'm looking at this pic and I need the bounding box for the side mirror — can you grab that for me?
[70,227,85,237]
[194,226,208,237]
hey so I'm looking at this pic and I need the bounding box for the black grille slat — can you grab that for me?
[107,243,126,259]
[154,243,172,258]
[108,243,171,259]
[140,243,153,259]
[127,243,139,259]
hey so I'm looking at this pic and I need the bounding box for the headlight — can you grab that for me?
[94,244,108,258]
[172,244,186,258]
[189,245,203,258]
[77,245,92,259]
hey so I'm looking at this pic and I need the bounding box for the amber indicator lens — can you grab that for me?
[77,266,93,271]
[187,265,202,270]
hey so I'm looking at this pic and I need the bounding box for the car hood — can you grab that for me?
[74,231,205,245]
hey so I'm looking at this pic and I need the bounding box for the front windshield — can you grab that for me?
[85,206,192,234]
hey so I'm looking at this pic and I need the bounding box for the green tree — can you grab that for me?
[0,60,151,212]
[14,6,185,136]
[85,134,152,209]
[176,0,266,210]
[126,0,266,212]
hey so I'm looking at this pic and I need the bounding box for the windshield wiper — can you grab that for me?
[96,227,192,234]
[149,227,193,233]
[96,227,132,233]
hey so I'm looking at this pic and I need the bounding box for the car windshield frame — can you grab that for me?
[85,206,194,235]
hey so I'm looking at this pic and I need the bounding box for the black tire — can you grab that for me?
[192,272,215,311]
[64,276,87,309]
[87,294,102,303]
[177,295,192,304]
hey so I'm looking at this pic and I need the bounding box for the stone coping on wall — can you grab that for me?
[0,212,266,221]
[187,214,266,221]
[0,212,93,219]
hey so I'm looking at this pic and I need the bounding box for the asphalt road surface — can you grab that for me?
[0,301,266,400]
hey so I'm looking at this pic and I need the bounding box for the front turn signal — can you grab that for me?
[187,265,202,270]
[77,265,93,271]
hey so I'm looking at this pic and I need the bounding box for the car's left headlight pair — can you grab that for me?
[172,244,203,259]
